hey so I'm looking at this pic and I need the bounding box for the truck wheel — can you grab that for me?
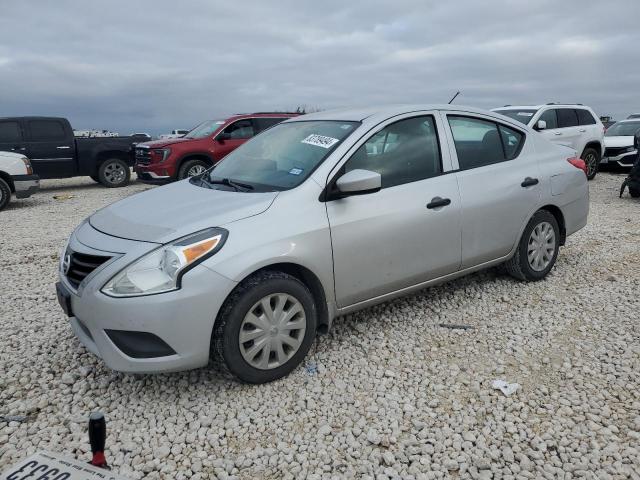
[98,159,130,188]
[178,159,209,180]
[0,178,11,211]
[630,186,640,198]
[581,148,599,180]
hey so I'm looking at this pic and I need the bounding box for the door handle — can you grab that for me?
[521,177,539,187]
[426,197,451,209]
[56,146,71,149]
[578,129,586,133]
[554,132,562,136]
[11,146,26,151]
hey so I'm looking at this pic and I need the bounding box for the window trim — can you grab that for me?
[322,113,445,201]
[446,114,526,172]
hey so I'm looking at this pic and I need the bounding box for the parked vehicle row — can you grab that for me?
[0,150,39,211]
[56,104,589,383]
[492,103,604,180]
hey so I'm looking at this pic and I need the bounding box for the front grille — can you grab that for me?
[604,147,633,158]
[66,251,111,289]
[135,146,151,165]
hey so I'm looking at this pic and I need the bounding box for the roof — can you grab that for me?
[494,104,591,110]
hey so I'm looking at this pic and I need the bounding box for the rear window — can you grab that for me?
[28,120,67,140]
[493,109,537,125]
[576,109,596,125]
[254,117,286,132]
[0,121,22,142]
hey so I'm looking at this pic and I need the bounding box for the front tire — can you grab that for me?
[178,159,209,180]
[582,147,599,180]
[98,159,130,188]
[211,271,317,384]
[0,178,11,211]
[506,210,560,281]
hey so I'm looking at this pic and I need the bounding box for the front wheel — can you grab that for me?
[98,159,130,188]
[0,178,11,211]
[178,159,209,180]
[211,271,317,383]
[505,210,560,281]
[582,148,599,180]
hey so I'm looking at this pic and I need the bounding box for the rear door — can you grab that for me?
[25,119,76,178]
[0,120,26,155]
[553,108,582,150]
[443,113,540,268]
[213,119,256,160]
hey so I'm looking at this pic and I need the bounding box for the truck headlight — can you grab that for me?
[21,157,33,175]
[153,148,172,162]
[102,228,227,297]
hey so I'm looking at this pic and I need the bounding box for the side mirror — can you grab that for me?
[536,120,547,131]
[217,132,231,142]
[335,169,381,195]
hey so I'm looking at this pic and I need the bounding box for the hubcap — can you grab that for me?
[187,164,206,177]
[104,162,126,184]
[584,153,597,177]
[239,293,306,370]
[527,221,556,272]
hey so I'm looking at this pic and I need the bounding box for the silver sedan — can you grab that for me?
[56,105,589,383]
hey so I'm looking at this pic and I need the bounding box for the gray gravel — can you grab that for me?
[1,173,639,479]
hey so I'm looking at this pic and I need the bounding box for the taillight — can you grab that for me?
[567,157,587,176]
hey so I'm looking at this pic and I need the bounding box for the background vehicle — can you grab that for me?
[158,129,190,140]
[627,113,640,119]
[134,112,299,183]
[0,151,39,211]
[492,104,604,179]
[0,117,138,187]
[601,119,640,168]
[58,105,588,383]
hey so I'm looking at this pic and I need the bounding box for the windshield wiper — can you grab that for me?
[208,177,254,191]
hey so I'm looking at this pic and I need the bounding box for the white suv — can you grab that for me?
[493,104,604,179]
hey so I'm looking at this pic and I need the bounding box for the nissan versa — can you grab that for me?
[56,105,589,383]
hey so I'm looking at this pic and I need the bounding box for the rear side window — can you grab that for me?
[557,109,579,128]
[0,121,22,142]
[28,120,66,140]
[344,115,441,189]
[538,109,558,130]
[254,117,285,132]
[223,119,255,139]
[448,116,525,169]
[576,109,596,125]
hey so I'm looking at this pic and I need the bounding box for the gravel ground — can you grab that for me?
[1,173,639,479]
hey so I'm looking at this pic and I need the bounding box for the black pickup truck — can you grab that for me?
[0,116,138,187]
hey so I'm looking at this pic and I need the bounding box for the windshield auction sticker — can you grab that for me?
[301,134,339,149]
[1,451,130,480]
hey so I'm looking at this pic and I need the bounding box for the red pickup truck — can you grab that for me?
[134,112,298,184]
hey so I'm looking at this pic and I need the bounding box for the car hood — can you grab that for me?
[137,137,197,149]
[0,150,26,160]
[90,180,278,244]
[604,136,634,148]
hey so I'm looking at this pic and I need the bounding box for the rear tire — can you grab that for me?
[0,178,11,211]
[98,159,130,188]
[211,271,317,384]
[582,147,599,180]
[506,210,560,281]
[178,159,209,180]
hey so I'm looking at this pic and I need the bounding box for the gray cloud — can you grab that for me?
[1,0,638,134]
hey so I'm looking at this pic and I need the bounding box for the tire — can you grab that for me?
[211,271,317,384]
[178,159,209,180]
[505,210,560,282]
[0,178,11,211]
[98,158,130,188]
[581,147,599,180]
[630,186,640,198]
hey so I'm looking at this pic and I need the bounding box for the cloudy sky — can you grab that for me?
[1,0,639,135]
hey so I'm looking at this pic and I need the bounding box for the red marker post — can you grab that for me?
[88,412,109,469]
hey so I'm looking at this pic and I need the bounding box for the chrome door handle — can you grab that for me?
[578,129,586,133]
[554,132,562,136]
[57,146,71,149]
[11,147,26,151]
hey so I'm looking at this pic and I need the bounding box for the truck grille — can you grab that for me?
[65,251,112,289]
[135,146,151,165]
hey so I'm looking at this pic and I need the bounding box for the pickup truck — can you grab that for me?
[0,116,138,187]
[0,151,39,211]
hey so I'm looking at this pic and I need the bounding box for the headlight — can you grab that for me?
[21,157,33,175]
[153,148,171,162]
[102,227,227,297]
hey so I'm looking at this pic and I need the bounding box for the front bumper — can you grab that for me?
[13,174,40,199]
[135,163,174,184]
[57,222,237,373]
[601,151,637,167]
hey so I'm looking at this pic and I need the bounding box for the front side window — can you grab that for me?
[448,116,525,169]
[343,116,441,189]
[538,109,558,130]
[576,109,596,125]
[184,120,225,139]
[205,120,359,191]
[222,120,255,140]
[0,121,22,142]
[557,109,579,128]
[28,120,66,140]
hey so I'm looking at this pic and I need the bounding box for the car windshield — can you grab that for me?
[185,120,226,139]
[204,120,359,191]
[494,109,538,125]
[605,122,640,136]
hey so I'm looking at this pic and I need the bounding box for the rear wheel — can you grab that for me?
[582,147,599,180]
[0,178,11,211]
[211,271,317,383]
[506,210,560,281]
[178,159,209,180]
[98,159,130,188]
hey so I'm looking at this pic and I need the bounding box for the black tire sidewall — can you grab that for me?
[178,159,208,180]
[220,277,317,384]
[0,178,11,211]
[99,159,130,187]
[517,211,560,281]
[582,148,599,180]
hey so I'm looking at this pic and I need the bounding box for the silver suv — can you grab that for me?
[493,104,604,180]
[57,105,589,383]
